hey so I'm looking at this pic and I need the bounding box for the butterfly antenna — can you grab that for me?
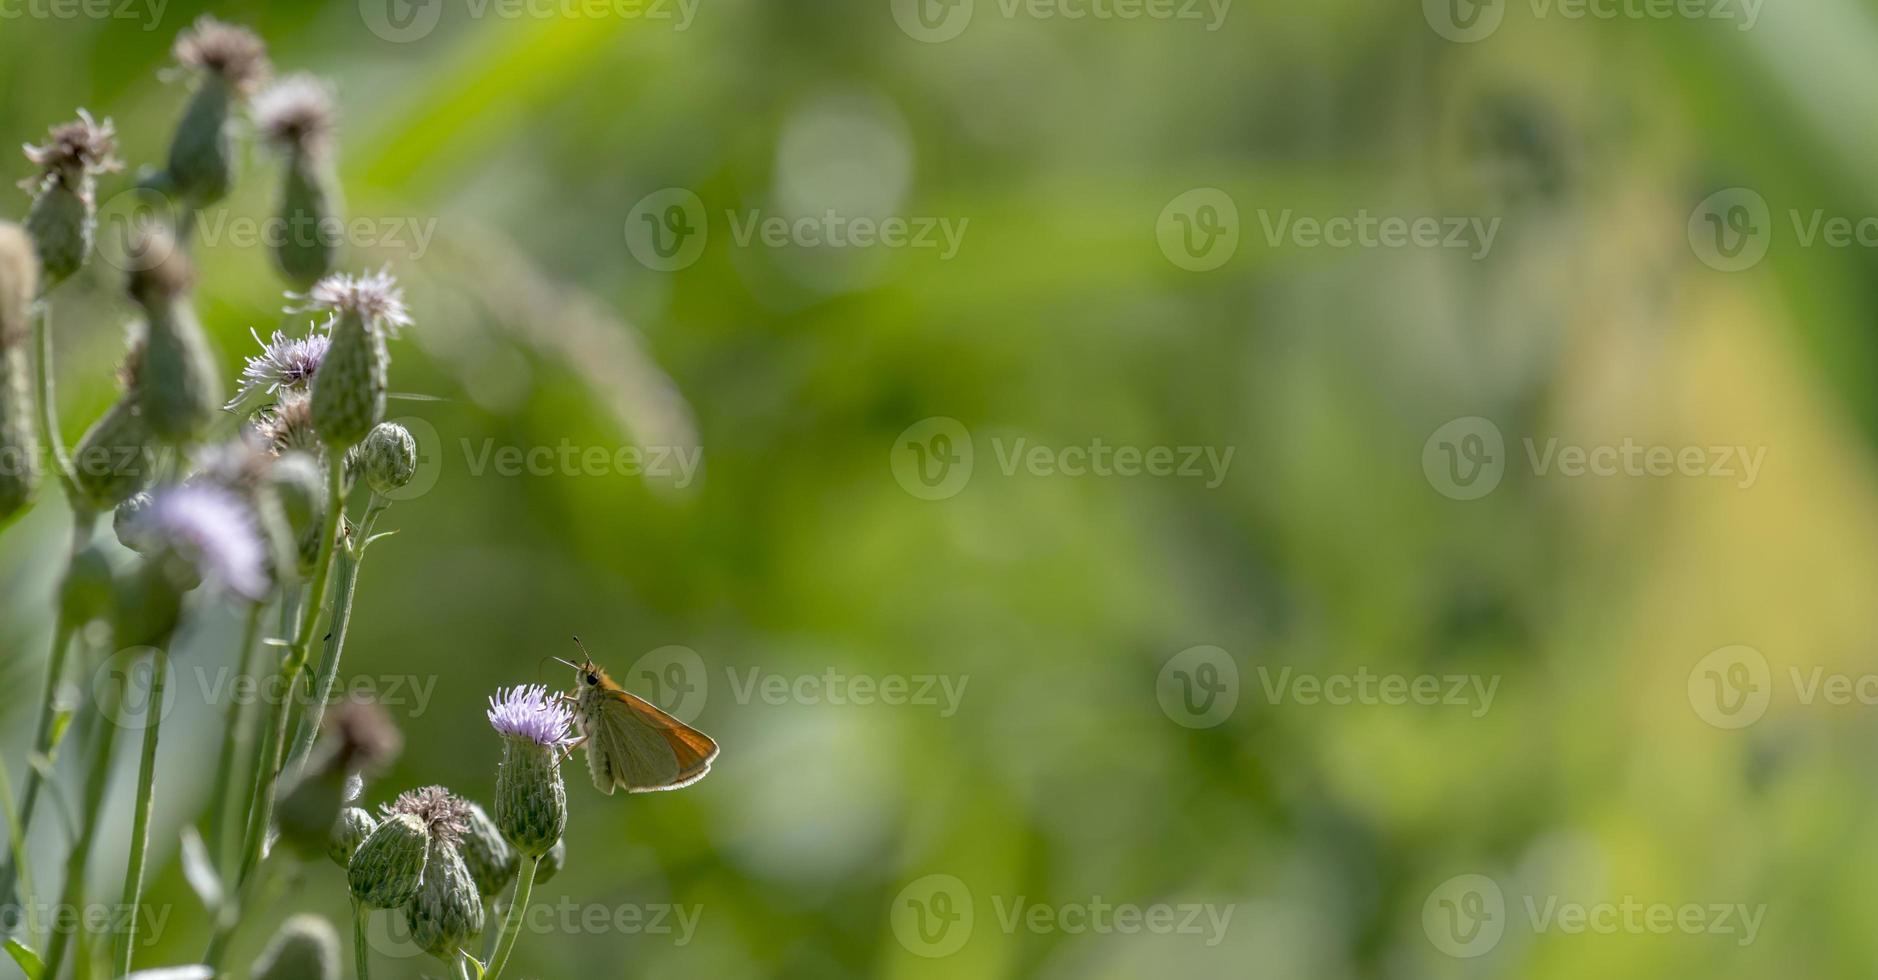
[571,635,594,665]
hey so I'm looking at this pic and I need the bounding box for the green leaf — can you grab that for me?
[4,937,43,979]
[123,968,212,979]
[45,707,73,759]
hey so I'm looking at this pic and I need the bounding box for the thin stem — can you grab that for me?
[0,616,72,933]
[483,855,540,980]
[285,494,387,777]
[40,667,124,980]
[353,900,373,980]
[32,299,77,495]
[114,646,168,974]
[206,602,267,870]
[0,753,39,943]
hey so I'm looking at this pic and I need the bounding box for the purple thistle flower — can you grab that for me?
[486,685,572,748]
[132,483,269,600]
[229,327,329,410]
[290,268,411,336]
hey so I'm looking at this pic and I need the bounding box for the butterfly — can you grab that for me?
[557,637,719,794]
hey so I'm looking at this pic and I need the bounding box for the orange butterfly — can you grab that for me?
[559,638,718,794]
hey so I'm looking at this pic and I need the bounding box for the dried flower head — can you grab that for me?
[230,327,329,410]
[173,16,270,94]
[487,685,573,749]
[293,268,410,336]
[19,110,122,199]
[384,786,472,847]
[254,74,336,156]
[128,483,268,599]
[192,430,275,494]
[255,394,321,457]
[322,698,403,775]
[125,223,192,307]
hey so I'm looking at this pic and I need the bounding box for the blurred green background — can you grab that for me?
[5,0,1878,977]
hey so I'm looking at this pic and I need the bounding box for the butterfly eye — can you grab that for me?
[585,673,598,686]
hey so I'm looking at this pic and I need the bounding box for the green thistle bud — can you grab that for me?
[488,685,571,859]
[131,238,222,446]
[301,271,408,450]
[458,801,517,899]
[285,701,401,859]
[358,422,416,496]
[0,223,38,521]
[277,768,347,861]
[58,542,114,626]
[166,18,269,206]
[250,913,340,980]
[266,450,326,574]
[535,837,566,886]
[113,491,154,552]
[111,556,186,649]
[330,806,376,868]
[256,75,343,289]
[406,838,485,959]
[72,396,156,510]
[347,812,429,909]
[19,112,120,285]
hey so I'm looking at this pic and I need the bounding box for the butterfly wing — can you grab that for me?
[589,688,718,794]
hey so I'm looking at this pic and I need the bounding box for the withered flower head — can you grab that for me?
[19,110,122,199]
[173,16,271,94]
[253,74,337,156]
[383,786,471,847]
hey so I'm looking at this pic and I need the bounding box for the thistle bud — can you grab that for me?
[329,806,376,868]
[358,422,416,496]
[112,491,154,552]
[266,450,326,575]
[459,801,517,899]
[72,396,156,510]
[300,271,408,449]
[255,76,342,289]
[250,914,340,980]
[166,17,268,206]
[280,700,401,858]
[130,234,222,446]
[19,112,120,285]
[406,838,485,959]
[111,555,186,649]
[0,224,39,521]
[535,837,566,886]
[58,542,115,627]
[347,812,429,909]
[487,685,572,858]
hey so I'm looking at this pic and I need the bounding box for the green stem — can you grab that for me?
[483,855,539,980]
[285,495,386,777]
[206,602,267,871]
[204,455,347,971]
[32,299,77,496]
[39,666,124,980]
[114,646,168,974]
[353,900,373,980]
[0,754,39,944]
